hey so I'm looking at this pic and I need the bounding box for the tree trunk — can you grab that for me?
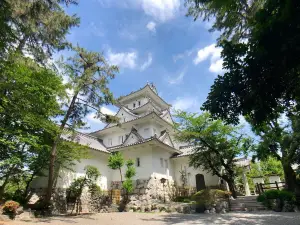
[227,179,237,198]
[24,173,36,201]
[282,161,296,192]
[0,174,10,200]
[44,92,79,205]
[119,168,123,183]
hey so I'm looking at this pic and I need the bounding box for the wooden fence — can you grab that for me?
[255,181,285,195]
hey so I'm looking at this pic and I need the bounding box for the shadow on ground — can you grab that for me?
[20,214,96,224]
[140,212,299,225]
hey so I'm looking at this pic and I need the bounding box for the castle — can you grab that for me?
[32,84,220,201]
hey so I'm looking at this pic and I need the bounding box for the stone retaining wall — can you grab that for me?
[28,188,111,214]
[111,175,176,202]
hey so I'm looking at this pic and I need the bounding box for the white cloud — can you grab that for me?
[172,96,199,112]
[173,49,193,62]
[209,59,223,73]
[193,44,224,74]
[140,53,153,71]
[100,107,115,116]
[86,107,116,124]
[146,21,156,32]
[107,49,137,69]
[140,0,180,22]
[167,68,186,85]
[96,0,180,22]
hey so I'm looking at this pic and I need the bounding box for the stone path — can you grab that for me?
[5,211,300,225]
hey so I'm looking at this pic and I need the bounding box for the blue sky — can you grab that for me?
[62,0,227,132]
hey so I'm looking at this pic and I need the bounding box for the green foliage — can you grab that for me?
[0,53,66,199]
[67,165,100,214]
[201,0,300,126]
[185,0,264,44]
[123,159,136,195]
[257,189,296,209]
[235,157,284,191]
[125,160,136,179]
[192,189,231,206]
[108,152,125,171]
[174,111,252,197]
[46,46,118,203]
[122,179,134,194]
[174,196,192,203]
[1,0,79,61]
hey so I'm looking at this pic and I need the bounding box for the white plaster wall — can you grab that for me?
[151,148,175,179]
[110,147,153,182]
[125,97,149,110]
[102,129,129,147]
[31,150,111,190]
[137,123,153,139]
[172,157,219,188]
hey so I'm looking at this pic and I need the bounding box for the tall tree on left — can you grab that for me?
[0,53,66,199]
[45,46,119,205]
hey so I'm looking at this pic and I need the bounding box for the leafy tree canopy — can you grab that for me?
[174,111,253,197]
[1,0,79,61]
[199,0,300,125]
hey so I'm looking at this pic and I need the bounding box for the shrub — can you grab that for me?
[257,190,296,210]
[174,196,192,203]
[192,189,230,207]
[2,200,20,219]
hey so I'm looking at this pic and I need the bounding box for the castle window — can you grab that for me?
[136,158,140,167]
[160,158,163,168]
[138,101,141,106]
[118,136,124,144]
[133,103,136,108]
[165,159,168,168]
[108,138,112,146]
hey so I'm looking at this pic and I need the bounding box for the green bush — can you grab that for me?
[174,196,192,203]
[257,190,296,209]
[192,189,230,206]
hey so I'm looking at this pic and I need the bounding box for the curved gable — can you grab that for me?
[161,110,174,124]
[159,131,174,147]
[106,107,138,128]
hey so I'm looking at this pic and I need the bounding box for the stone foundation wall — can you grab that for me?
[111,175,176,202]
[28,188,111,214]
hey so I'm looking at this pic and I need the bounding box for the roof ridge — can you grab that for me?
[117,84,171,107]
[90,111,173,134]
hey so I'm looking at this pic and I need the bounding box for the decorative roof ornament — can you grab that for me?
[149,82,158,94]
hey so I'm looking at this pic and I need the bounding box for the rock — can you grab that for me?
[204,210,210,214]
[140,206,145,213]
[16,206,24,215]
[182,205,191,214]
[129,209,134,212]
[220,209,227,214]
[176,206,183,213]
[282,201,295,212]
[210,208,216,214]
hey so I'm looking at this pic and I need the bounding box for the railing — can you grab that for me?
[255,181,285,195]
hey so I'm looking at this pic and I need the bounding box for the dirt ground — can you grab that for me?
[4,211,300,225]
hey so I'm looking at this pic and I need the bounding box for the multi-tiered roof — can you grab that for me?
[62,84,183,155]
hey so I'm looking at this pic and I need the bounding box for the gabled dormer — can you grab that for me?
[159,130,174,148]
[160,110,174,125]
[105,107,139,128]
[116,84,171,114]
[122,127,144,146]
